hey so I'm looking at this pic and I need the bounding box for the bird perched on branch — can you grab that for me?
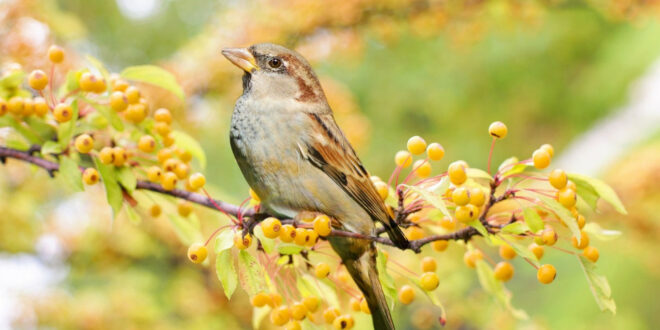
[222,43,409,329]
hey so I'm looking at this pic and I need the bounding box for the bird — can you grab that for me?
[222,43,409,329]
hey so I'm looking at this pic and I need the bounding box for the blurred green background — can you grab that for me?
[1,0,660,329]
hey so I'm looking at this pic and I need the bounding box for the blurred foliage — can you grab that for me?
[1,0,659,329]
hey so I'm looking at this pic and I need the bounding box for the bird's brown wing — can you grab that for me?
[300,112,409,248]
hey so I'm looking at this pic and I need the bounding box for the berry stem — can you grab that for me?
[487,137,496,175]
[49,64,56,106]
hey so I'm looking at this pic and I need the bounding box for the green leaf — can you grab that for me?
[402,184,450,218]
[85,54,110,81]
[467,168,493,181]
[277,244,304,255]
[497,235,540,266]
[0,116,42,144]
[583,223,622,241]
[467,219,489,238]
[577,255,616,314]
[216,249,238,300]
[123,205,141,224]
[171,130,207,168]
[24,117,56,141]
[568,173,627,214]
[536,195,581,243]
[522,208,544,233]
[167,213,202,246]
[377,250,397,310]
[40,141,62,156]
[0,70,25,89]
[237,250,268,296]
[3,128,30,150]
[475,259,528,319]
[215,229,235,253]
[90,103,124,131]
[61,70,80,95]
[120,65,185,100]
[94,158,123,218]
[500,222,530,235]
[253,226,275,254]
[116,167,137,193]
[498,157,530,178]
[298,273,339,307]
[57,156,83,192]
[252,306,270,330]
[57,100,79,149]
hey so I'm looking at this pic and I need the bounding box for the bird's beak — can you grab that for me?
[222,48,258,73]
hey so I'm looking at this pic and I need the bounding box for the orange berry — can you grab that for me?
[463,249,483,268]
[53,103,73,122]
[125,103,147,123]
[540,144,555,158]
[270,306,291,326]
[426,142,445,161]
[528,243,544,260]
[82,168,99,185]
[323,307,340,324]
[421,257,436,272]
[177,201,193,217]
[112,147,127,166]
[394,150,413,168]
[138,135,156,153]
[187,242,207,264]
[448,161,468,185]
[150,204,162,217]
[537,264,556,284]
[48,45,65,63]
[576,214,586,229]
[261,217,282,239]
[98,147,115,165]
[406,226,425,240]
[556,188,577,208]
[439,216,456,230]
[7,96,23,115]
[419,272,439,291]
[28,70,49,90]
[147,166,162,182]
[532,149,551,169]
[374,181,389,200]
[33,97,48,116]
[398,285,415,304]
[234,231,252,250]
[432,240,449,252]
[154,108,172,123]
[293,227,310,246]
[541,228,558,246]
[249,188,260,202]
[549,169,567,189]
[124,86,141,104]
[413,160,431,178]
[583,246,599,262]
[251,292,272,307]
[279,224,296,243]
[315,262,330,279]
[303,296,320,312]
[494,261,514,282]
[110,91,128,112]
[360,298,370,314]
[572,230,590,250]
[499,244,517,260]
[154,122,171,136]
[313,214,332,237]
[452,187,470,206]
[291,302,308,320]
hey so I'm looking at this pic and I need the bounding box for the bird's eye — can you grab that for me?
[268,58,282,69]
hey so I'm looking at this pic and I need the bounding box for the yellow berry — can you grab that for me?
[22,98,34,116]
[82,168,99,185]
[75,134,94,154]
[540,144,554,158]
[439,216,456,230]
[163,158,180,172]
[112,78,129,92]
[529,243,544,260]
[556,187,576,208]
[234,231,252,250]
[532,149,551,169]
[150,204,161,217]
[469,188,486,206]
[7,96,23,115]
[549,169,567,189]
[294,227,309,246]
[154,122,171,136]
[286,321,301,330]
[576,214,586,229]
[541,228,558,246]
[162,133,175,147]
[499,244,517,260]
[333,315,354,329]
[350,297,361,312]
[112,147,127,166]
[419,272,439,291]
[176,148,192,162]
[448,161,468,185]
[463,249,483,268]
[33,97,48,116]
[451,187,470,206]
[270,306,291,326]
[251,292,271,307]
[488,121,508,139]
[157,148,173,163]
[174,163,189,179]
[360,298,370,314]
[78,72,96,92]
[187,242,207,264]
[571,230,590,250]
[455,204,479,223]
[407,136,427,155]
[290,302,307,320]
[406,226,425,240]
[137,135,156,153]
[394,150,413,168]
[315,262,331,279]
[28,70,49,90]
[494,261,514,282]
[99,147,115,165]
[125,86,141,104]
[177,201,193,217]
[48,45,65,63]
[426,142,445,161]
[110,91,128,112]
[125,103,147,123]
[421,256,436,272]
[313,214,332,237]
[154,108,172,123]
[268,293,283,307]
[279,224,296,243]
[583,246,599,262]
[566,180,577,191]
[413,160,431,178]
[261,217,282,239]
[432,240,449,252]
[147,166,163,182]
[53,103,73,122]
[537,264,556,284]
[374,181,389,200]
[187,173,206,191]
[398,285,415,304]
[323,307,340,324]
[161,171,178,190]
[303,296,320,312]
[306,229,318,247]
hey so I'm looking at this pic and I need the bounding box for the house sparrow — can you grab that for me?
[223,43,409,330]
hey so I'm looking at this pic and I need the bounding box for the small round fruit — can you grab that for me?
[110,91,128,112]
[124,86,141,104]
[82,168,99,185]
[541,228,558,246]
[306,229,318,247]
[138,135,156,153]
[315,262,331,279]
[413,160,431,178]
[313,214,332,237]
[22,98,34,116]
[286,321,301,330]
[294,227,309,246]
[78,72,97,92]
[421,257,436,272]
[161,171,178,190]
[188,173,206,190]
[270,306,291,326]
[7,97,23,114]
[176,148,192,162]
[499,244,517,260]
[303,296,319,312]
[75,134,94,153]
[394,150,413,168]
[350,298,361,311]
[549,169,567,189]
[407,136,427,155]
[455,205,478,223]
[576,214,586,229]
[99,147,115,165]
[469,188,486,206]
[53,103,73,122]
[463,250,483,268]
[451,187,470,206]
[154,108,172,123]
[150,204,162,217]
[374,181,389,200]
[279,224,296,243]
[540,144,555,158]
[448,161,468,185]
[406,226,425,240]
[323,307,340,324]
[112,147,127,166]
[532,149,551,169]
[333,315,354,329]
[234,231,252,250]
[426,142,445,161]
[147,166,163,182]
[33,97,48,116]
[112,78,129,92]
[187,243,207,264]
[157,148,173,163]
[566,180,577,191]
[251,292,271,307]
[154,122,171,136]
[28,70,49,90]
[419,272,439,291]
[571,230,590,250]
[488,121,508,139]
[398,285,415,304]
[290,302,307,320]
[557,188,577,208]
[177,201,193,217]
[439,216,456,230]
[529,243,544,260]
[48,45,65,63]
[125,103,147,123]
[583,246,599,262]
[432,240,449,252]
[261,217,282,239]
[537,264,557,284]
[360,298,370,314]
[494,261,514,282]
[174,163,189,179]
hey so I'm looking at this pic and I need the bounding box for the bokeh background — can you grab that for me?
[1,0,660,329]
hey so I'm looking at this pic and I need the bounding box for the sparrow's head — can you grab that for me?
[222,43,326,105]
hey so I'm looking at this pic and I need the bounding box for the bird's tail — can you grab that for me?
[382,217,410,250]
[343,246,394,330]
